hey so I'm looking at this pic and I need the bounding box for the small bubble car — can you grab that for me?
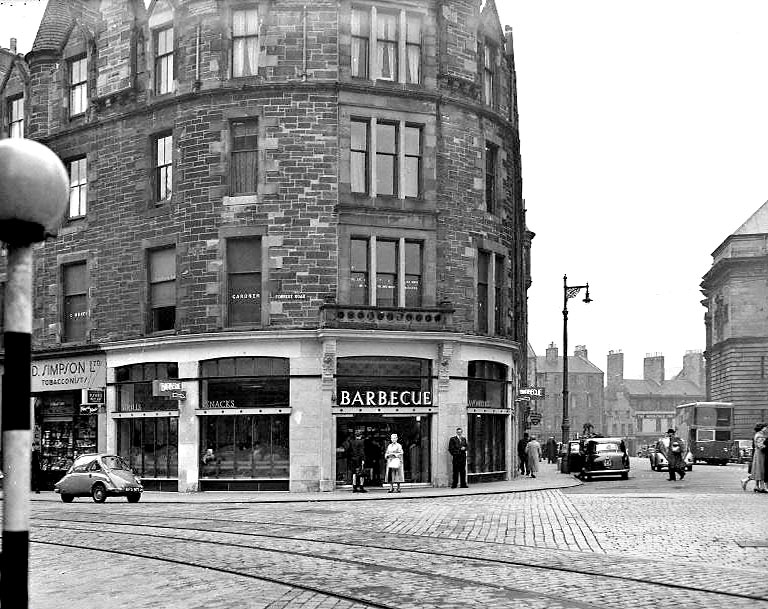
[54,454,143,503]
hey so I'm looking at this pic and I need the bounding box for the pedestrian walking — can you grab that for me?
[31,448,41,494]
[384,433,404,493]
[448,427,469,488]
[664,428,686,481]
[517,432,530,476]
[740,423,762,491]
[526,435,542,478]
[545,436,558,464]
[347,430,367,493]
[750,423,767,494]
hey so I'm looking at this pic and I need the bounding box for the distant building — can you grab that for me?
[528,343,604,442]
[604,351,704,452]
[701,201,768,438]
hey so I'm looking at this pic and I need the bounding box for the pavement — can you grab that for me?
[20,464,581,503]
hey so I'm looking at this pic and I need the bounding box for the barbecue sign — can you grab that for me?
[519,387,545,399]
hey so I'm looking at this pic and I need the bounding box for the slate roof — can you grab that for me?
[31,0,75,54]
[733,199,768,235]
[535,356,603,375]
[622,378,703,397]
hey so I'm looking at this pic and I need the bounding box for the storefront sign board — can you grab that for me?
[152,380,184,396]
[81,389,105,404]
[337,390,432,407]
[519,387,545,399]
[32,355,106,392]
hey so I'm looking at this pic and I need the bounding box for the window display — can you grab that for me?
[118,417,178,478]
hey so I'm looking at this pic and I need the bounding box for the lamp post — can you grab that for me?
[0,138,69,608]
[561,275,592,448]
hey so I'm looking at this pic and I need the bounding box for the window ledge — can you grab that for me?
[147,329,177,337]
[224,194,259,205]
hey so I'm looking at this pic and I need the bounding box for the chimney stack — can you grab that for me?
[545,342,558,363]
[606,350,624,386]
[643,353,665,385]
[10,38,16,54]
[574,345,588,360]
[679,350,705,389]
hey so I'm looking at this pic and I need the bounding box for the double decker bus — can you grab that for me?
[675,402,733,465]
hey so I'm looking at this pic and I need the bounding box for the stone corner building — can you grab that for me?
[701,201,768,439]
[0,0,532,492]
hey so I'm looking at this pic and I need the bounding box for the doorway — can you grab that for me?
[336,415,431,487]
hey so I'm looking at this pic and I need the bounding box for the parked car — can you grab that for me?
[54,454,143,503]
[573,437,631,480]
[728,439,753,464]
[649,444,694,472]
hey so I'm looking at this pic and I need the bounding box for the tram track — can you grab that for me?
[30,515,768,608]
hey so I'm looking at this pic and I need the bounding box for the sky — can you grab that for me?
[1,1,766,379]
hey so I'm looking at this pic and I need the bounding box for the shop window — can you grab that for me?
[350,118,423,198]
[351,7,421,84]
[200,357,289,410]
[348,236,422,307]
[69,55,88,117]
[153,132,173,202]
[118,417,178,478]
[115,362,179,412]
[485,142,497,214]
[36,392,97,479]
[226,237,262,325]
[468,361,507,409]
[200,414,288,479]
[68,157,87,218]
[8,95,23,138]
[148,247,176,333]
[232,8,260,77]
[154,26,174,95]
[230,119,258,195]
[467,414,506,475]
[62,262,87,343]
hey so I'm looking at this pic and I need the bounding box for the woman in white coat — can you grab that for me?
[385,433,404,493]
[526,436,542,478]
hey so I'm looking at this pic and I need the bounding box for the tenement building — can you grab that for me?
[0,0,531,491]
[701,201,768,439]
[527,344,604,443]
[604,350,704,453]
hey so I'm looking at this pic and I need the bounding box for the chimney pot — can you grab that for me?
[10,38,16,54]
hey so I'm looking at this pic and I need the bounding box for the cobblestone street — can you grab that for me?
[2,461,764,608]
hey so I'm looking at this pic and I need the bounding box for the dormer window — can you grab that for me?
[69,56,88,117]
[154,26,174,94]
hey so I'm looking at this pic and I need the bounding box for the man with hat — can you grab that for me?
[663,428,686,481]
[448,427,469,488]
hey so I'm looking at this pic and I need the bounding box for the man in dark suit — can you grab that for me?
[448,427,469,488]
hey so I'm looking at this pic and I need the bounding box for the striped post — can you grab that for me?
[0,138,69,609]
[1,244,34,608]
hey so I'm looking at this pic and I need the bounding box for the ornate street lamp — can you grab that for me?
[562,275,592,448]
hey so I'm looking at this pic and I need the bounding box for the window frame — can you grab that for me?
[147,247,177,334]
[69,55,88,118]
[225,236,263,327]
[477,249,505,335]
[8,95,23,138]
[67,156,88,219]
[482,40,497,107]
[153,131,173,203]
[350,8,370,79]
[350,117,423,199]
[348,235,423,308]
[350,118,369,194]
[485,142,498,214]
[61,261,88,343]
[154,25,175,95]
[232,7,261,78]
[350,7,423,85]
[230,119,259,196]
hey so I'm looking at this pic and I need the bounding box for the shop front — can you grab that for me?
[197,356,290,491]
[466,360,509,482]
[334,356,433,488]
[32,352,106,489]
[114,362,180,491]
